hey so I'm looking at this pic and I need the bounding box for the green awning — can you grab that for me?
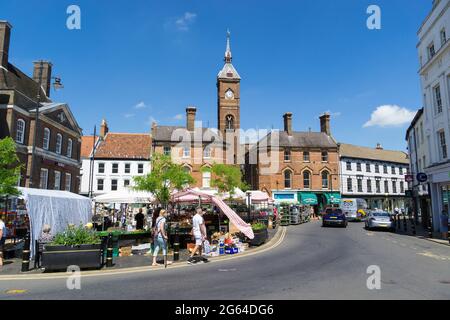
[324,192,341,205]
[298,192,318,205]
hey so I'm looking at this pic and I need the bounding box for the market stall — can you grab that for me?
[171,189,254,239]
[18,187,92,257]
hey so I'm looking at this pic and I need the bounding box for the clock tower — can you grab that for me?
[217,30,241,164]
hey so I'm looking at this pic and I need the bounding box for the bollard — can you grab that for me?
[106,233,113,268]
[21,232,31,272]
[403,214,407,232]
[410,216,416,236]
[428,216,433,238]
[173,239,180,262]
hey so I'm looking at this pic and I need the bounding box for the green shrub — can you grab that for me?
[251,222,267,231]
[51,224,101,246]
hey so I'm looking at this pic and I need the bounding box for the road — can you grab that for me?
[1,221,450,300]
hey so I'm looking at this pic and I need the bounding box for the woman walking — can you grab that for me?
[152,209,169,267]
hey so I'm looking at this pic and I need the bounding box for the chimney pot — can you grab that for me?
[186,106,197,132]
[0,21,12,68]
[319,113,331,136]
[100,119,109,139]
[33,60,53,98]
[283,112,293,136]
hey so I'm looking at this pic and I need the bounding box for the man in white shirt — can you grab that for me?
[0,218,6,266]
[188,208,208,264]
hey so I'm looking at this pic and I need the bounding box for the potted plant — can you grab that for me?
[248,222,268,246]
[42,224,103,271]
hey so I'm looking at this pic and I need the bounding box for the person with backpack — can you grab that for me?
[152,209,169,267]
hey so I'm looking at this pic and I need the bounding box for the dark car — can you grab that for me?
[322,209,348,228]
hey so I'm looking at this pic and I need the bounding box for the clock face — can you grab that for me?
[225,89,234,100]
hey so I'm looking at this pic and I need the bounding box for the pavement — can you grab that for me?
[0,227,280,275]
[0,221,449,299]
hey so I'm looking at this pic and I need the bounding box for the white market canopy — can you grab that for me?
[191,187,246,201]
[18,187,92,257]
[93,189,155,204]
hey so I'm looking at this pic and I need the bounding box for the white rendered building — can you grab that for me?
[339,143,410,212]
[417,0,450,232]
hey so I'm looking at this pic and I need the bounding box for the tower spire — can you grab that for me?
[225,29,232,63]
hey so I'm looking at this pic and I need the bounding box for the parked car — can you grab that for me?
[365,211,395,232]
[322,209,348,228]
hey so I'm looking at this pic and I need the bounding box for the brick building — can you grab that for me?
[246,112,340,212]
[0,21,82,192]
[151,31,239,188]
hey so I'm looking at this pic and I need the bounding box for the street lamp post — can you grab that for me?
[246,191,252,223]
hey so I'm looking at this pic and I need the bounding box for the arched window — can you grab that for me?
[183,166,191,174]
[67,138,73,158]
[322,171,329,189]
[204,146,211,158]
[43,128,50,150]
[284,170,292,189]
[16,119,25,144]
[303,171,311,189]
[225,115,234,130]
[202,171,211,188]
[56,133,63,154]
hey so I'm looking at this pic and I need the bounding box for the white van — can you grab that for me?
[340,199,368,221]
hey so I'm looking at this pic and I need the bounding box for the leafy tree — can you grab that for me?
[133,153,195,206]
[0,137,21,198]
[202,163,248,199]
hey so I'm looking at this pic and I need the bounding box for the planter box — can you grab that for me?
[42,244,103,271]
[248,229,268,246]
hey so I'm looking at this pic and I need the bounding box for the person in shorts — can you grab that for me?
[187,208,208,264]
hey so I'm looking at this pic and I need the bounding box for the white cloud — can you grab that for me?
[363,105,416,128]
[134,102,147,109]
[174,12,197,31]
[173,114,183,121]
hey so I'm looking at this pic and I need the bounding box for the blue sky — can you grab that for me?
[0,0,431,151]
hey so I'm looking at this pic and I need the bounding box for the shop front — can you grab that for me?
[426,163,450,233]
[272,191,298,204]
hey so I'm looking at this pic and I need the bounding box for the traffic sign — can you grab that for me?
[416,173,428,183]
[405,174,414,183]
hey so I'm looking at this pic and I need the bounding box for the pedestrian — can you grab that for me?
[152,209,170,267]
[135,208,145,230]
[187,207,208,264]
[0,217,6,267]
[38,224,54,243]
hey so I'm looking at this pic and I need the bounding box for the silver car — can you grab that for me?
[365,211,395,232]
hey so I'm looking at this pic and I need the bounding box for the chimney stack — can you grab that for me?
[320,113,331,136]
[283,112,293,136]
[376,143,383,150]
[186,106,197,132]
[100,119,109,139]
[0,21,12,68]
[33,61,53,98]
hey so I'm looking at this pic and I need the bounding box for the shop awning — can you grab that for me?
[298,192,318,205]
[324,192,341,205]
